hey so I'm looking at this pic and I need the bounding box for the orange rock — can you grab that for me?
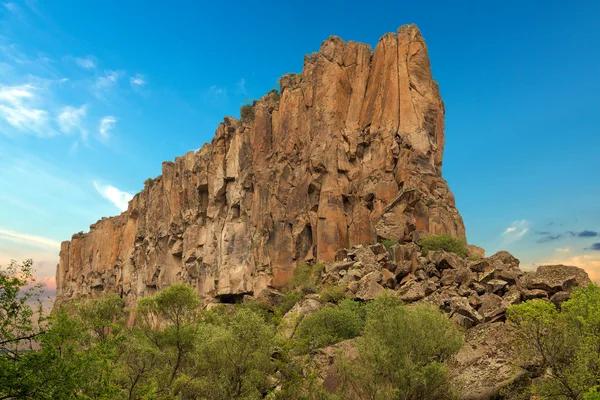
[55,24,465,306]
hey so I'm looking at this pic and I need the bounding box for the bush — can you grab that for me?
[240,104,254,123]
[381,238,398,252]
[319,285,347,304]
[276,290,303,316]
[507,283,600,398]
[289,263,324,294]
[337,292,463,399]
[419,234,468,257]
[293,299,365,353]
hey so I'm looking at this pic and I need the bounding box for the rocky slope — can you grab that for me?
[56,24,466,306]
[287,243,590,399]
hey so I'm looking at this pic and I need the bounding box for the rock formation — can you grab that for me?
[297,244,591,399]
[56,24,465,306]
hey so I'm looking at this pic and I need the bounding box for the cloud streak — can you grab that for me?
[502,220,530,243]
[93,181,133,212]
[130,73,146,88]
[75,56,96,69]
[0,228,61,250]
[99,116,116,140]
[57,104,87,140]
[0,84,52,136]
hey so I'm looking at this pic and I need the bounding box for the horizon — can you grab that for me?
[1,0,599,300]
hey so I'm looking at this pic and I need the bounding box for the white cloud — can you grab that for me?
[556,247,571,253]
[98,116,116,139]
[0,227,61,250]
[57,105,87,140]
[130,73,146,87]
[502,220,530,243]
[93,181,133,212]
[93,70,123,96]
[0,84,52,136]
[74,56,96,69]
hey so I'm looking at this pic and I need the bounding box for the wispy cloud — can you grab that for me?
[0,227,61,250]
[93,181,133,212]
[130,73,146,88]
[98,116,116,140]
[93,70,123,97]
[556,247,571,252]
[74,56,96,69]
[502,220,530,243]
[57,104,87,140]
[0,84,52,136]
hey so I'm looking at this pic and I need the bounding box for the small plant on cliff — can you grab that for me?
[381,238,398,252]
[319,284,347,304]
[289,262,325,295]
[240,103,255,123]
[419,234,468,258]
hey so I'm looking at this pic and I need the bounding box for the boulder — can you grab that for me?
[355,271,385,300]
[449,322,526,399]
[428,250,465,270]
[398,280,435,302]
[525,265,590,294]
[486,279,508,294]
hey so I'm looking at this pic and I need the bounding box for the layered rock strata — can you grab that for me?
[56,24,465,305]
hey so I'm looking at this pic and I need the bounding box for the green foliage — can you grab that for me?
[240,103,255,123]
[319,284,347,304]
[381,238,398,252]
[276,290,303,316]
[337,292,463,400]
[293,299,365,353]
[289,262,324,294]
[419,234,468,257]
[507,283,600,399]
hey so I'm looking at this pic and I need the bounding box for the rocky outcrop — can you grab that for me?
[56,24,466,306]
[293,250,590,399]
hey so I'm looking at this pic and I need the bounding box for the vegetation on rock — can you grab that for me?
[1,260,467,400]
[507,283,600,399]
[418,234,468,257]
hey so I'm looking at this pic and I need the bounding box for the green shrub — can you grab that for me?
[240,104,254,123]
[319,285,347,304]
[293,299,365,353]
[289,263,324,294]
[381,238,398,252]
[419,234,468,257]
[337,292,463,399]
[276,290,303,316]
[507,283,600,398]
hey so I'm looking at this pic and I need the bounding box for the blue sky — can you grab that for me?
[1,0,599,293]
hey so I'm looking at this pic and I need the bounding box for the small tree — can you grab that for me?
[337,292,463,400]
[507,283,600,399]
[240,104,255,123]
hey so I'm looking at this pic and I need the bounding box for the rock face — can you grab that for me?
[55,24,465,306]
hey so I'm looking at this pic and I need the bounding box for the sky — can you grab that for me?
[1,0,599,298]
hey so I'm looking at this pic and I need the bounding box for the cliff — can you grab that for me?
[56,24,465,305]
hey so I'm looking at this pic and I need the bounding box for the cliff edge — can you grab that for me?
[56,24,465,306]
